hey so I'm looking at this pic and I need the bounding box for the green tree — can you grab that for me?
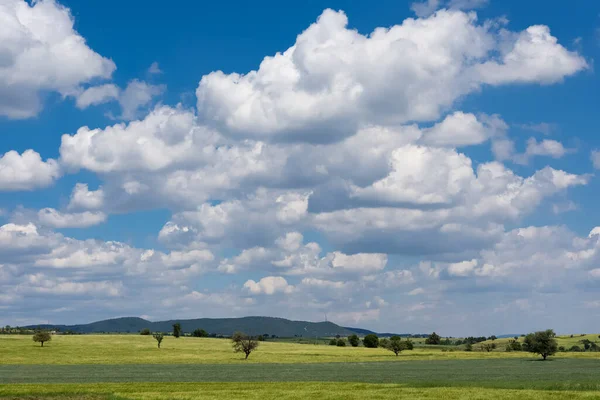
[464,342,473,351]
[140,328,151,335]
[153,332,164,348]
[232,332,259,360]
[383,336,407,356]
[523,329,558,360]
[336,339,346,347]
[192,328,209,338]
[363,334,379,348]
[425,332,441,345]
[329,338,337,346]
[172,323,182,338]
[33,330,51,347]
[348,334,360,347]
[404,339,414,350]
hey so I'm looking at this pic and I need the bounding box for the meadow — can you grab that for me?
[1,334,600,399]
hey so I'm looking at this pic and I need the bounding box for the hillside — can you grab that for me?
[27,316,356,337]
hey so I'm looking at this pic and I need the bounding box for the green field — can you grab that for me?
[2,334,600,399]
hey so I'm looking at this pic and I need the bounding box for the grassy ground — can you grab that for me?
[476,334,600,351]
[3,383,600,400]
[2,335,599,365]
[2,359,600,389]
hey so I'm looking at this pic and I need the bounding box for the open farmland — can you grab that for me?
[2,334,600,399]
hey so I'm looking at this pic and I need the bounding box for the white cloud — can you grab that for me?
[244,276,294,295]
[448,259,478,276]
[67,184,105,210]
[591,150,600,169]
[511,138,569,164]
[75,84,120,109]
[0,150,60,191]
[0,0,115,118]
[117,79,166,120]
[410,0,441,17]
[148,62,163,75]
[475,25,587,85]
[197,9,584,142]
[37,208,106,228]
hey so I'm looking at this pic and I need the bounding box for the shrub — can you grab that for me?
[329,339,337,346]
[348,334,360,347]
[464,343,473,352]
[336,339,346,347]
[425,332,441,345]
[192,328,209,338]
[363,334,379,348]
[569,345,582,352]
[140,328,151,335]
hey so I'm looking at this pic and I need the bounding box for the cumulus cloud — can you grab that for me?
[75,84,120,109]
[67,184,105,211]
[0,0,115,118]
[37,208,107,228]
[197,9,584,143]
[0,150,60,191]
[244,276,294,295]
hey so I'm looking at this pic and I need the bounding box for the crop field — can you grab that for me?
[1,335,600,399]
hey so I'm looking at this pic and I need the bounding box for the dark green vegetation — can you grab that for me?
[1,359,600,391]
[32,330,51,347]
[524,330,558,360]
[25,316,355,337]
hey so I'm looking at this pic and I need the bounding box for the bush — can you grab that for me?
[329,339,337,346]
[348,334,360,347]
[336,339,346,347]
[569,345,582,352]
[464,343,473,352]
[363,334,379,348]
[192,328,209,338]
[140,328,151,335]
[559,346,566,352]
[425,332,441,345]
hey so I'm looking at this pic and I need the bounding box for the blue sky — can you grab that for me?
[0,0,599,336]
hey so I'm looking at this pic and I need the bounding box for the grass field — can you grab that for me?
[2,334,600,365]
[2,334,600,399]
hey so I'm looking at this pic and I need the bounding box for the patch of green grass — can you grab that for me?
[2,359,600,391]
[2,383,600,400]
[2,335,599,365]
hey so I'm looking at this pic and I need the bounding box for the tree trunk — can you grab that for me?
[245,352,249,360]
[543,354,547,360]
[41,341,44,347]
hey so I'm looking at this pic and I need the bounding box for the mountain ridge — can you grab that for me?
[26,316,357,337]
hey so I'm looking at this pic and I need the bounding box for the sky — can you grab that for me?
[0,0,599,336]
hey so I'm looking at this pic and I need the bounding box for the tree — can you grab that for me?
[348,334,360,347]
[153,332,164,348]
[329,339,337,346]
[523,329,558,360]
[481,343,495,352]
[33,330,51,347]
[172,323,182,338]
[507,339,522,352]
[383,336,408,356]
[464,342,473,352]
[363,334,379,348]
[425,332,441,345]
[404,339,414,350]
[140,328,151,335]
[192,328,209,338]
[488,335,497,341]
[232,331,259,360]
[336,339,346,347]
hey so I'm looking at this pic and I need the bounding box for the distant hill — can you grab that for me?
[27,316,356,337]
[343,327,423,338]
